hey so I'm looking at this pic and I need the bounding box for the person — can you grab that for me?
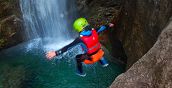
[46,18,114,77]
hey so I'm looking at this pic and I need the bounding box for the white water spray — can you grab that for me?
[20,0,78,50]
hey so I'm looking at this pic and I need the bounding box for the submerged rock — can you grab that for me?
[110,20,172,88]
[2,65,26,88]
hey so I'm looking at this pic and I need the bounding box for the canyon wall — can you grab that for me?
[0,0,23,50]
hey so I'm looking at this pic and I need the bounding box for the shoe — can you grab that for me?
[102,63,109,67]
[100,57,109,67]
[76,71,86,77]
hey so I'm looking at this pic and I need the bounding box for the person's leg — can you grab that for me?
[76,54,86,76]
[99,57,109,67]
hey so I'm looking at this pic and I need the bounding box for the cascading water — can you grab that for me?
[20,0,78,51]
[0,0,125,88]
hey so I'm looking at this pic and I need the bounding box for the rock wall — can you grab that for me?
[115,0,172,68]
[110,19,172,88]
[76,0,172,68]
[0,0,23,50]
[76,0,122,26]
[76,0,172,87]
[76,0,128,65]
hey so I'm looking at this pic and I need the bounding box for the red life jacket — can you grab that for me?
[80,29,101,54]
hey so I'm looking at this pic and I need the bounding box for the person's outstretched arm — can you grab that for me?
[96,23,114,33]
[46,38,82,60]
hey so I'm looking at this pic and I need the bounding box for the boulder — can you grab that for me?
[110,19,172,88]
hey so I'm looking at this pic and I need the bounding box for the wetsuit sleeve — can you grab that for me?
[55,38,82,55]
[96,25,110,33]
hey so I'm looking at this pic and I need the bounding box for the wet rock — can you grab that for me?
[110,20,172,88]
[76,0,172,87]
[76,0,121,26]
[0,0,23,50]
[114,0,172,68]
[76,0,127,64]
[76,0,172,68]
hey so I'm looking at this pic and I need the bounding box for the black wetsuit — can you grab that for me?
[55,25,110,74]
[55,25,110,54]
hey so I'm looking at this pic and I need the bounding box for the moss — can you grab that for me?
[0,39,6,48]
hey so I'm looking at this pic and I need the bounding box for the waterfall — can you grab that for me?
[20,0,78,50]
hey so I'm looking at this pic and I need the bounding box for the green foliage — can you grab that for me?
[0,39,5,48]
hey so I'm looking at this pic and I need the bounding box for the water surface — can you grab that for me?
[0,41,124,88]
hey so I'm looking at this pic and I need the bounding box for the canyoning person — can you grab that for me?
[46,18,114,77]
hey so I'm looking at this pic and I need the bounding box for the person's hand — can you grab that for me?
[46,51,57,60]
[109,23,114,28]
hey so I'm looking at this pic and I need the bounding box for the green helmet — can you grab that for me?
[73,18,88,32]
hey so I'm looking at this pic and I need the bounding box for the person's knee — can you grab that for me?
[76,54,84,62]
[76,54,89,61]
